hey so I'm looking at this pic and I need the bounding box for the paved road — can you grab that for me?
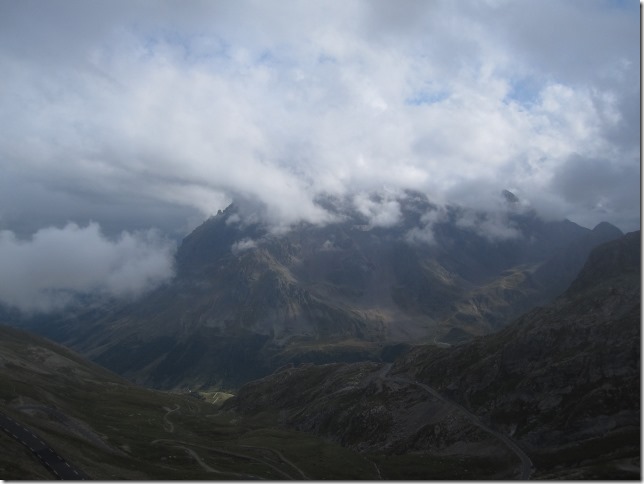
[153,438,294,479]
[393,378,534,480]
[0,411,89,480]
[239,444,310,479]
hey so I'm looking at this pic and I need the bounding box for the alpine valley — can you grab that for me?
[1,191,639,479]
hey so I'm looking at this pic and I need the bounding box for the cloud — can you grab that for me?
[547,153,640,231]
[231,237,258,255]
[455,210,521,242]
[0,0,638,242]
[0,223,175,313]
[353,192,403,228]
[404,207,448,246]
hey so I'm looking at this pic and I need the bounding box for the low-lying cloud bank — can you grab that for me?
[0,222,175,313]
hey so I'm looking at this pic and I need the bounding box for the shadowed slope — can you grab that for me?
[228,231,640,479]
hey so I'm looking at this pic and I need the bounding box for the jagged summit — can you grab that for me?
[176,203,265,276]
[502,189,520,204]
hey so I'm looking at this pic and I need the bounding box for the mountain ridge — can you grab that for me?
[22,193,624,390]
[227,230,640,479]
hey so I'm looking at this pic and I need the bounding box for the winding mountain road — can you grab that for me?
[238,444,310,479]
[162,404,180,433]
[0,411,89,480]
[152,438,296,479]
[155,403,307,479]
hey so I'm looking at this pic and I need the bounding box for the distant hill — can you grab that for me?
[26,191,623,390]
[227,231,640,479]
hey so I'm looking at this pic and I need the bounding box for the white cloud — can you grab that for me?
[0,223,175,313]
[231,237,258,255]
[321,239,337,251]
[455,211,521,242]
[0,0,638,241]
[404,207,448,245]
[353,192,403,228]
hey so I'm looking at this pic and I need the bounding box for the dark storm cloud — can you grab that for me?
[0,175,204,239]
[550,154,640,231]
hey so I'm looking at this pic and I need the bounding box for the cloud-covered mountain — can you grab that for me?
[23,192,623,389]
[0,1,637,320]
[0,0,639,244]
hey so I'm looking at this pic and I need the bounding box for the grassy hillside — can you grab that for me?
[0,324,380,479]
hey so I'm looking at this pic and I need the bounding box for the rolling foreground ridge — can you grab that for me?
[0,324,382,479]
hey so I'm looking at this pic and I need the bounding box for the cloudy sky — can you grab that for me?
[0,0,639,311]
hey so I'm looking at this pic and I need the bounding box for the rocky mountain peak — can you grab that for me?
[501,189,520,204]
[565,230,640,297]
[591,220,624,238]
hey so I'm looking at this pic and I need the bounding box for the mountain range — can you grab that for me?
[226,230,641,479]
[0,192,638,479]
[26,191,625,390]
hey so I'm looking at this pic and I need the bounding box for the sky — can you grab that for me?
[0,0,640,312]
